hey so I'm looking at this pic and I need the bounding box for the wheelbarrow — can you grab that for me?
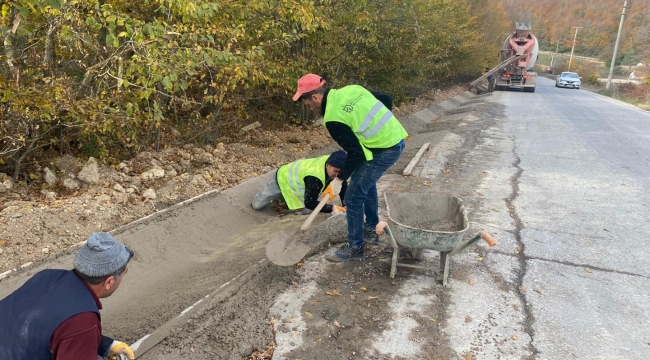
[376,192,496,285]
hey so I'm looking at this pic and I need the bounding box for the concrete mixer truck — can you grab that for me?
[495,22,539,92]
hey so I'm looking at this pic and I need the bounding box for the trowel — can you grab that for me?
[266,196,331,266]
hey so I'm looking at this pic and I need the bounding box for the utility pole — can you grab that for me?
[606,0,630,90]
[550,40,560,70]
[568,26,583,71]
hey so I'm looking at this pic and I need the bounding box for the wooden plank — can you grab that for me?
[402,142,430,176]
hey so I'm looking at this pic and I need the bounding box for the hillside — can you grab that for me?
[500,0,650,64]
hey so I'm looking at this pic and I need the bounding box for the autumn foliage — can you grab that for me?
[0,0,509,180]
[500,0,650,64]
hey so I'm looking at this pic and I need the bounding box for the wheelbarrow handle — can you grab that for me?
[481,232,497,247]
[375,221,388,235]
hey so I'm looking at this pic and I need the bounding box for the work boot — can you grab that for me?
[326,243,365,262]
[363,228,380,245]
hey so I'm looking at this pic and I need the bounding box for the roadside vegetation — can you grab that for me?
[0,0,510,183]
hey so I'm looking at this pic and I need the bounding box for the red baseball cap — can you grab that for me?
[292,74,326,101]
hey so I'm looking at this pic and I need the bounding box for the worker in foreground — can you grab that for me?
[0,232,136,360]
[252,150,348,214]
[293,74,408,261]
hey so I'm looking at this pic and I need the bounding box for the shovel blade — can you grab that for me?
[266,231,311,266]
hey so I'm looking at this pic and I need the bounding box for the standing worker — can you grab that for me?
[485,67,496,92]
[486,67,496,92]
[293,74,408,261]
[252,150,348,214]
[0,232,136,360]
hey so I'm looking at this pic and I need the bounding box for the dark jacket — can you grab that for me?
[303,164,348,212]
[0,269,111,359]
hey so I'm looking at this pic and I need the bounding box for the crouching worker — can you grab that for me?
[0,232,135,360]
[252,150,348,214]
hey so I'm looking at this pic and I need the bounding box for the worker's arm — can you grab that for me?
[304,176,334,213]
[325,122,365,181]
[338,179,347,203]
[50,312,102,360]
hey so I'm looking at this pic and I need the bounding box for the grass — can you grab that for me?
[593,84,650,111]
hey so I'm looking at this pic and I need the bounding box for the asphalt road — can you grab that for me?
[443,77,650,359]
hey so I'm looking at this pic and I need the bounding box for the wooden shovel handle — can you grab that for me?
[480,232,496,247]
[300,196,330,230]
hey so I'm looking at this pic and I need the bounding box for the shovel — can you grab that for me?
[266,196,330,266]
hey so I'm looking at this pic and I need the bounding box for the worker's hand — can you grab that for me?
[325,178,343,198]
[332,205,346,215]
[321,185,335,201]
[107,340,135,360]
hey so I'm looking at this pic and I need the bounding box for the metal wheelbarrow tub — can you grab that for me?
[381,192,495,285]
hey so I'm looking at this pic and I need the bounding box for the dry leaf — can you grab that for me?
[360,287,367,292]
[0,240,7,247]
[512,335,519,340]
[519,286,526,294]
[465,315,472,323]
[333,320,342,328]
[350,294,355,300]
[313,338,322,342]
[476,257,483,261]
[513,304,520,311]
[296,262,303,267]
[468,279,475,285]
[368,296,379,300]
[585,269,592,273]
[429,318,436,322]
[305,312,312,317]
[326,290,342,296]
[464,352,474,360]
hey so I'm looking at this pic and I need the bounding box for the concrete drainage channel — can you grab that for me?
[0,91,487,359]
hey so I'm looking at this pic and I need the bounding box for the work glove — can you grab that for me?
[332,205,346,215]
[107,340,135,360]
[324,178,343,199]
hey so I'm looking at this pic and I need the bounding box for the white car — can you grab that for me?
[556,72,581,89]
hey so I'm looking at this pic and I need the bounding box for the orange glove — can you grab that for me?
[107,341,135,360]
[322,185,335,201]
[332,205,346,215]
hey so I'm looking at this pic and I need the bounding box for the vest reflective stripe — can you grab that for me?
[359,103,395,139]
[287,161,304,202]
[323,85,408,161]
[276,156,328,210]
[358,101,384,134]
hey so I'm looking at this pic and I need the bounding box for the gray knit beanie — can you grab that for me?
[74,232,132,277]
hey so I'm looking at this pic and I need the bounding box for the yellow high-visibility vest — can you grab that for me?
[323,85,408,161]
[276,155,328,210]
